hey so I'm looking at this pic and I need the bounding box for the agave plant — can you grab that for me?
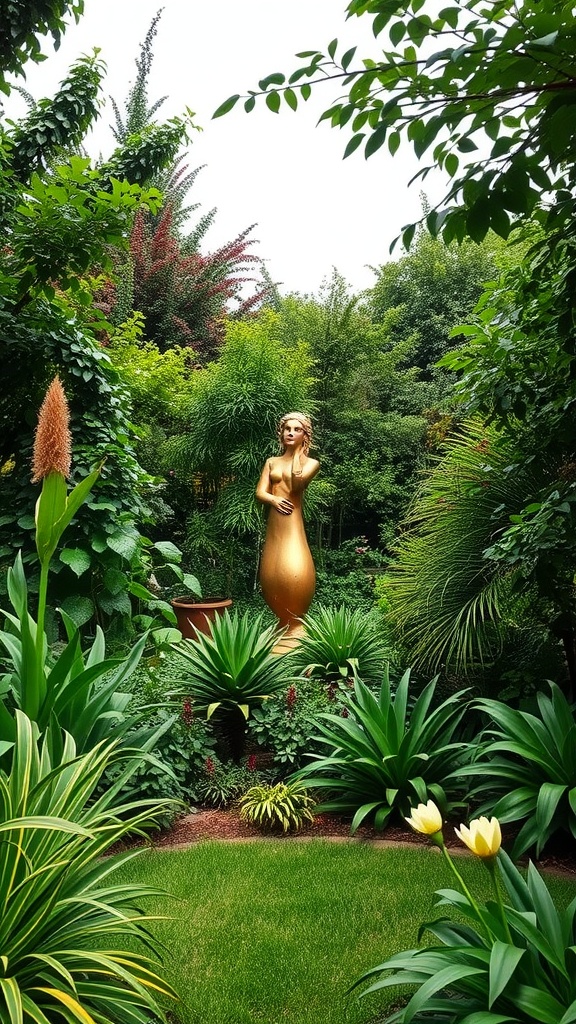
[0,710,177,1024]
[294,668,471,831]
[461,681,576,858]
[174,610,292,759]
[288,604,386,684]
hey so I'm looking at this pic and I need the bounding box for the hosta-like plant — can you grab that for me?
[288,605,386,684]
[0,710,177,1024]
[462,681,576,858]
[295,668,470,831]
[239,781,316,833]
[175,610,292,759]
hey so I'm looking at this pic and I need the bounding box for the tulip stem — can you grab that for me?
[438,840,495,944]
[486,856,513,944]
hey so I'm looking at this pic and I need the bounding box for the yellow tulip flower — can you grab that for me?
[405,800,443,835]
[455,816,502,859]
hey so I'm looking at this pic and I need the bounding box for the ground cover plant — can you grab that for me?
[115,841,576,1024]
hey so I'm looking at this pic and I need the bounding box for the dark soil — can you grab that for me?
[118,807,576,875]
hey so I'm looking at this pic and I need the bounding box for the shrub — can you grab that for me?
[0,711,176,1024]
[247,680,331,771]
[295,668,471,831]
[239,780,316,833]
[174,609,292,759]
[196,755,265,808]
[462,681,576,858]
[288,604,386,684]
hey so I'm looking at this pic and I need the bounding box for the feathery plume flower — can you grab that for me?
[31,376,71,483]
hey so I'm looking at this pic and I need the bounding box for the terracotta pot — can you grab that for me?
[171,596,233,638]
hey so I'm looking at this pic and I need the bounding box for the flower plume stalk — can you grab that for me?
[31,376,71,483]
[405,800,443,836]
[455,816,502,860]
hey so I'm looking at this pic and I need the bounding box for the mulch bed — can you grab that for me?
[119,807,576,875]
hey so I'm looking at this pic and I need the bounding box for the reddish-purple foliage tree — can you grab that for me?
[129,205,271,359]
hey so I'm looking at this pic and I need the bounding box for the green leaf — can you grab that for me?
[58,547,91,577]
[488,942,524,1007]
[266,91,281,113]
[344,133,365,158]
[35,472,67,564]
[153,540,182,564]
[284,87,298,111]
[58,595,94,627]
[213,94,240,118]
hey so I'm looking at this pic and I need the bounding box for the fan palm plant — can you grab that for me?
[386,418,547,676]
[294,667,471,832]
[174,609,292,759]
[0,710,177,1024]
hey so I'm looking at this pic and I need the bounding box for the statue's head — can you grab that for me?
[277,412,313,456]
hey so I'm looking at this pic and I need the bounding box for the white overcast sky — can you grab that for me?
[5,0,446,295]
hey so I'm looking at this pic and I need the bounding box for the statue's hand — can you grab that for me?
[274,496,294,515]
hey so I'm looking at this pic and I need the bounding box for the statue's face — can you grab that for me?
[282,419,306,448]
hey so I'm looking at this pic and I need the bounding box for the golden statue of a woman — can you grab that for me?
[256,413,320,638]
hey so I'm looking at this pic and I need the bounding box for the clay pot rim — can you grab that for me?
[170,596,232,609]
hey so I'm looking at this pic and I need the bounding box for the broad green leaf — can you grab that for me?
[488,942,524,1007]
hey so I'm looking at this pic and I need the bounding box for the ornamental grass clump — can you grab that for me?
[294,667,470,832]
[288,604,386,684]
[355,801,576,1023]
[239,780,316,833]
[0,710,177,1024]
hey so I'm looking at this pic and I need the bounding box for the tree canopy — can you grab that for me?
[217,0,576,248]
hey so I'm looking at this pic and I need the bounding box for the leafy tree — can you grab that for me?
[129,206,266,357]
[217,0,576,246]
[368,224,502,372]
[0,0,84,90]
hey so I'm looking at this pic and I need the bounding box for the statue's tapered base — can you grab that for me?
[272,623,305,656]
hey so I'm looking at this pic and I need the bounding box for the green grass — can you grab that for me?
[116,841,576,1024]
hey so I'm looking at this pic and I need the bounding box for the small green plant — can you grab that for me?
[174,609,292,760]
[295,668,471,831]
[354,802,576,1023]
[197,755,264,808]
[461,681,576,858]
[288,604,386,684]
[247,680,330,770]
[239,780,316,833]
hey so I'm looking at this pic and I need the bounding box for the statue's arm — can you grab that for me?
[256,459,275,507]
[256,459,295,516]
[291,457,320,492]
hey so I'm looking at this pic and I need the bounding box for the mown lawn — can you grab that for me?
[117,840,576,1024]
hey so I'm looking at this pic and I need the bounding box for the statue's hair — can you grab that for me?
[277,412,312,457]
